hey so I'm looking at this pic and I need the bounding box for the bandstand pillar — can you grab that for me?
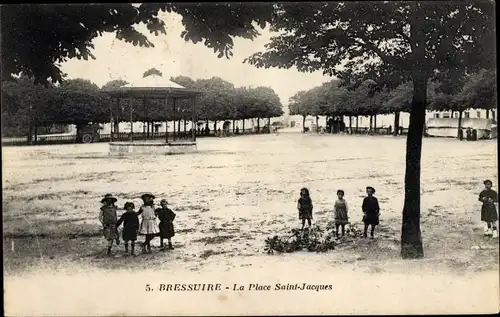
[191,96,197,142]
[143,98,147,141]
[129,98,134,142]
[109,98,114,142]
[173,98,177,141]
[164,96,169,143]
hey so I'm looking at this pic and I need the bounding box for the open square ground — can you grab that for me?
[3,132,499,315]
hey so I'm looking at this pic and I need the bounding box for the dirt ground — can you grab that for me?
[3,131,499,314]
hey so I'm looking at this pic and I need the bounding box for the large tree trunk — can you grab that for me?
[242,119,245,133]
[457,110,464,138]
[34,126,38,143]
[75,123,84,143]
[349,116,353,134]
[355,116,359,133]
[302,115,306,133]
[315,116,319,133]
[369,115,373,133]
[486,109,490,119]
[374,115,377,134]
[114,120,119,135]
[394,111,400,136]
[172,119,176,140]
[178,120,181,137]
[232,119,236,133]
[401,76,426,259]
[257,118,260,132]
[27,125,33,144]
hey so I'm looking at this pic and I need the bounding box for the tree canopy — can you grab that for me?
[0,3,275,85]
[246,2,494,90]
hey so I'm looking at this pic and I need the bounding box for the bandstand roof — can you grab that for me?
[102,74,201,99]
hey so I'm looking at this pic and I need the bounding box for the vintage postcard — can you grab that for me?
[2,2,498,316]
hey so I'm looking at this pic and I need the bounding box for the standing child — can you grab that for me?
[297,187,313,230]
[479,179,498,238]
[362,186,380,239]
[137,193,159,253]
[98,194,119,256]
[334,189,349,238]
[101,193,120,246]
[116,202,140,256]
[155,199,177,250]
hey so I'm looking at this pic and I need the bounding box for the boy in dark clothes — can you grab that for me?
[155,199,177,250]
[297,187,313,230]
[362,186,380,239]
[479,180,498,238]
[116,202,140,256]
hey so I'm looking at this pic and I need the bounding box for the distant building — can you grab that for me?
[428,108,496,123]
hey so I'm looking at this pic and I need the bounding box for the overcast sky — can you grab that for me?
[61,12,332,109]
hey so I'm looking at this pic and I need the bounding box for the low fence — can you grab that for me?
[349,127,409,135]
[1,128,271,146]
[311,127,409,135]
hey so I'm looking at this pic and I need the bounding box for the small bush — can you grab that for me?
[264,224,364,254]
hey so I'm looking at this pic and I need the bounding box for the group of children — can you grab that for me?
[297,179,499,239]
[98,180,497,256]
[297,186,380,239]
[98,193,176,256]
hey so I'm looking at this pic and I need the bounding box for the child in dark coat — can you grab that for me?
[155,199,176,250]
[116,202,140,256]
[479,179,498,238]
[362,186,380,239]
[297,187,313,230]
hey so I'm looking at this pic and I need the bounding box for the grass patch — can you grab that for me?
[177,228,196,234]
[193,235,235,245]
[199,249,227,259]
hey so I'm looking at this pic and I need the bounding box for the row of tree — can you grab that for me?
[1,73,283,137]
[289,69,496,136]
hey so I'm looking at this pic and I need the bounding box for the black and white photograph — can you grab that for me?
[1,2,498,315]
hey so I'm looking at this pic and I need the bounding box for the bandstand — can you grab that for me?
[102,75,201,155]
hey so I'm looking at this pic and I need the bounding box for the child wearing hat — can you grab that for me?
[116,202,140,256]
[362,186,380,239]
[334,189,349,238]
[155,199,177,250]
[478,180,498,238]
[297,187,313,230]
[137,193,159,253]
[98,194,119,255]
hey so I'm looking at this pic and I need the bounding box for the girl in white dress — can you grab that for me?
[137,193,159,253]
